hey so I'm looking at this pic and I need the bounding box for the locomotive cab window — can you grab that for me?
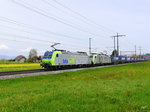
[44,52,53,57]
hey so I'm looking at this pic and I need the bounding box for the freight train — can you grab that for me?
[41,50,148,70]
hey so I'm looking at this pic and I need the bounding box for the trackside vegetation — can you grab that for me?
[0,62,150,112]
[0,63,42,72]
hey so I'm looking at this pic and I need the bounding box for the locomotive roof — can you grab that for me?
[54,50,88,55]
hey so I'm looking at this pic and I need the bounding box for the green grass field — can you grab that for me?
[0,63,42,72]
[0,62,150,112]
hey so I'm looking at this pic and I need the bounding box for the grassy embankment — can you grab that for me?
[0,63,42,72]
[0,62,150,112]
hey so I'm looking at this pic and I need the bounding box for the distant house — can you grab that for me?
[9,55,26,62]
[15,55,26,62]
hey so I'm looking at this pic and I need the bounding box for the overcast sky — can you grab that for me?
[0,0,150,58]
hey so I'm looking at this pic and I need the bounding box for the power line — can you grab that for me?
[0,24,87,45]
[0,16,86,41]
[0,37,89,51]
[0,36,49,45]
[52,0,116,33]
[8,0,112,48]
[10,0,105,37]
[0,31,54,43]
[0,21,103,51]
[41,0,112,36]
[28,0,111,37]
[8,0,114,50]
[39,0,114,38]
[0,16,106,48]
[0,30,90,49]
[0,16,96,49]
[5,0,115,52]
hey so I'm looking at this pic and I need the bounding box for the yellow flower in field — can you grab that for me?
[0,63,40,68]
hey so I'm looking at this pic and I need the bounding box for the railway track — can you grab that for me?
[0,64,108,77]
[0,62,143,80]
[0,69,45,76]
[0,65,115,80]
[0,66,94,76]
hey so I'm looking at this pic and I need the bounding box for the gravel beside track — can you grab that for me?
[0,63,138,80]
[0,69,44,76]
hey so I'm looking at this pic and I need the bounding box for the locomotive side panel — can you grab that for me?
[55,53,91,66]
[101,55,111,64]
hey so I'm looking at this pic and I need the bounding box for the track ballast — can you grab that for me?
[0,69,44,76]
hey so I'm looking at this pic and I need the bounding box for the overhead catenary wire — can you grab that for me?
[0,36,49,45]
[10,0,107,38]
[41,0,112,36]
[0,16,106,51]
[0,37,90,52]
[0,13,110,48]
[0,16,86,41]
[0,16,102,50]
[0,24,87,45]
[23,0,112,37]
[0,31,54,43]
[0,30,90,49]
[52,0,116,34]
[1,0,118,54]
[7,0,115,48]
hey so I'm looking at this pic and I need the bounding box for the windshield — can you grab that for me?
[44,51,53,57]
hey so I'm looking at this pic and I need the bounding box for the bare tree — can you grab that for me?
[28,49,38,62]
